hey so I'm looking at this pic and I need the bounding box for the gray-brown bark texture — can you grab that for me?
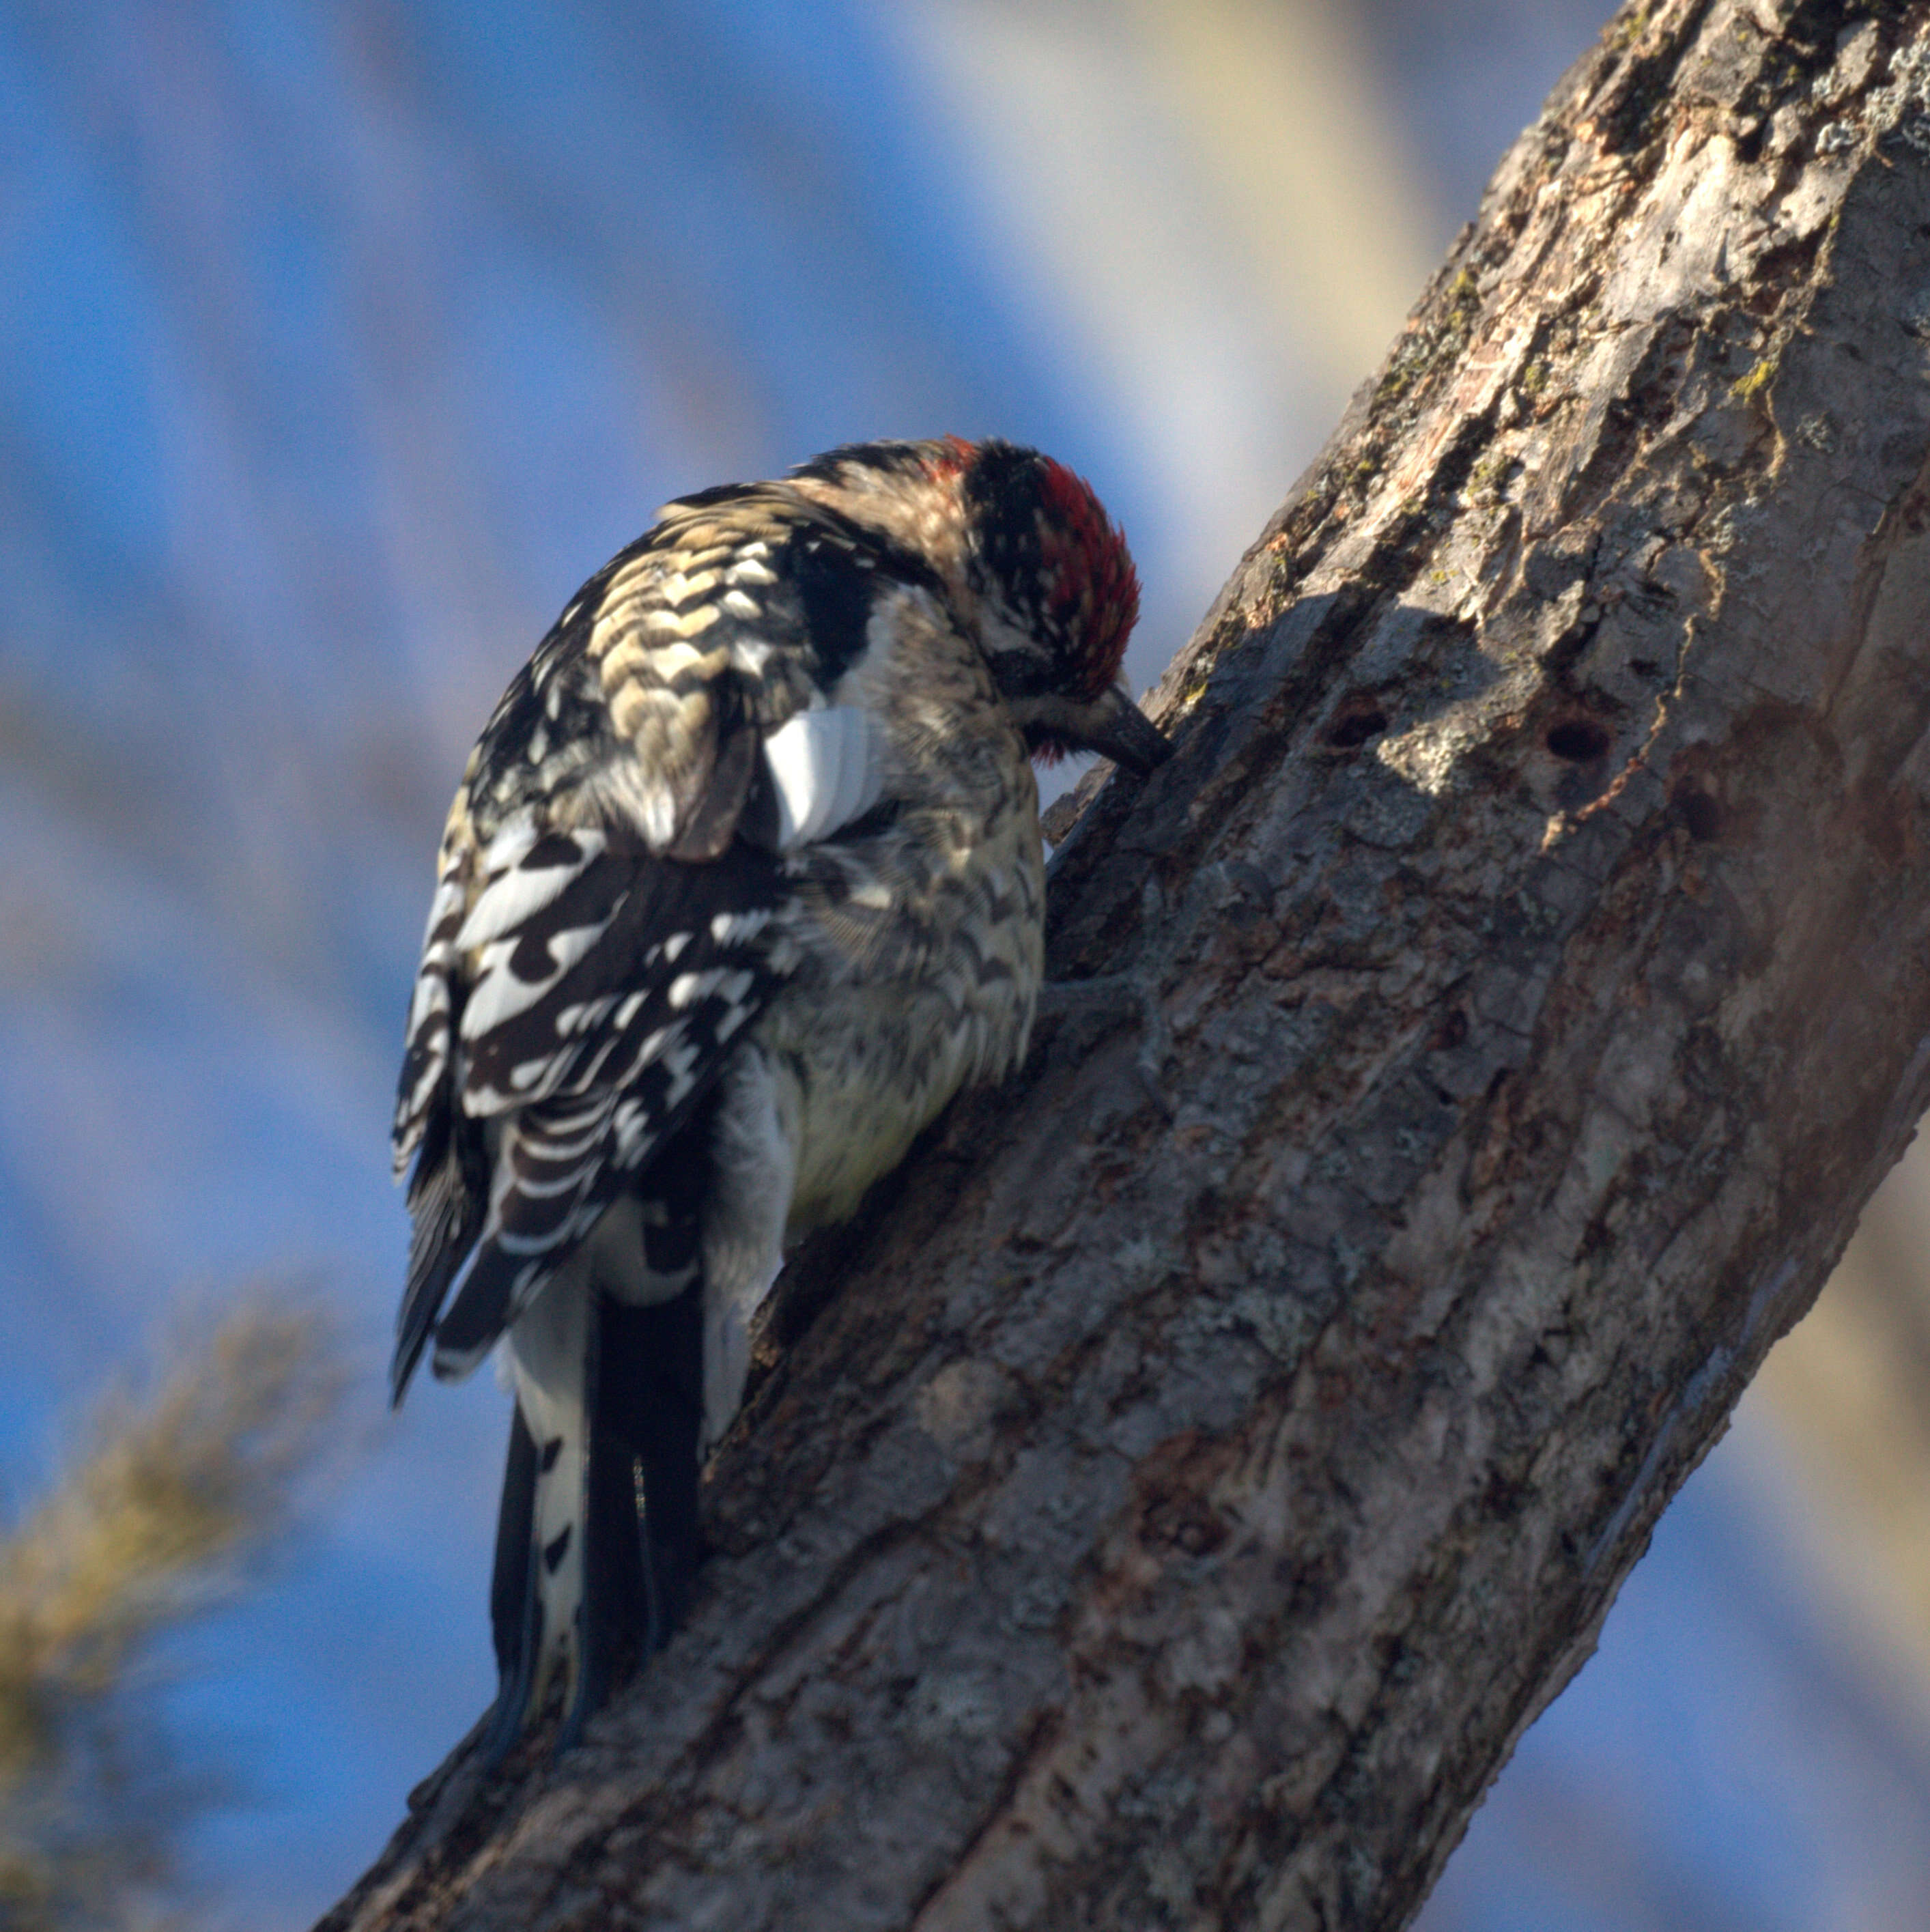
[322,4,1930,1927]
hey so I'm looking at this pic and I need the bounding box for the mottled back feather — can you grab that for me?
[389,485,939,1400]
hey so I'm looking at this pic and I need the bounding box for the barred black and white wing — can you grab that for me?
[388,486,905,1404]
[434,828,788,1381]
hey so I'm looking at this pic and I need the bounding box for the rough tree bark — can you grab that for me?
[320,4,1930,1927]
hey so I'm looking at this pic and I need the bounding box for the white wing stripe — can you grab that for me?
[460,915,619,1040]
[456,827,608,951]
[709,909,771,943]
[762,706,885,849]
[418,872,468,961]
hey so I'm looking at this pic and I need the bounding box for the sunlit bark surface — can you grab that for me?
[320,5,1930,1927]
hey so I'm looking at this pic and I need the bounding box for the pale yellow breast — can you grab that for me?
[758,585,1047,1232]
[774,808,1044,1232]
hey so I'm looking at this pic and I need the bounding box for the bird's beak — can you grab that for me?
[1015,684,1173,773]
[1066,684,1173,773]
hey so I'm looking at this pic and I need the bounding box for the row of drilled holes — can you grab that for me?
[1322,705,1613,763]
[1318,703,1722,837]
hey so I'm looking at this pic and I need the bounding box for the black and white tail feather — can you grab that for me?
[388,439,1163,1756]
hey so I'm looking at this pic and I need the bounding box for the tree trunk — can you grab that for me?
[320,5,1930,1927]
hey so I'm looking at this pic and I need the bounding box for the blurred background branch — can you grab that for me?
[0,1298,342,1930]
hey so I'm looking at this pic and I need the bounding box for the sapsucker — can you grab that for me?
[389,437,1168,1754]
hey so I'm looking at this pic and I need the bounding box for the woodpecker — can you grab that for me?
[390,438,1167,1755]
